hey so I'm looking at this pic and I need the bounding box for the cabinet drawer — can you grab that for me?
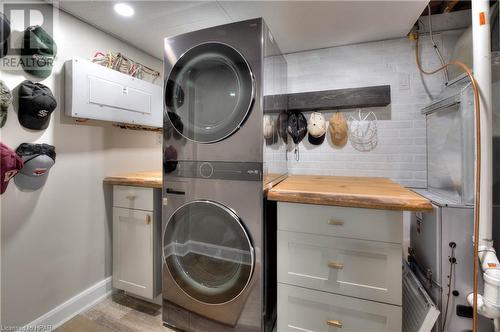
[278,202,403,243]
[113,185,154,211]
[277,283,402,332]
[278,230,402,305]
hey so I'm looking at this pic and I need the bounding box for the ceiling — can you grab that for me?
[57,1,429,59]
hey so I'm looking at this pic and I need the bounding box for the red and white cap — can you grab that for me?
[14,143,55,191]
[1,143,24,194]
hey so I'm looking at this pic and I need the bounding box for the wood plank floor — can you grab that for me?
[56,292,173,332]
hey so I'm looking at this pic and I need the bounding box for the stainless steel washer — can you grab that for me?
[162,164,275,332]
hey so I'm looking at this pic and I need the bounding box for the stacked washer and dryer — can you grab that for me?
[161,19,287,332]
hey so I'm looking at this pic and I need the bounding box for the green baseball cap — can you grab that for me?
[0,80,12,128]
[20,26,57,78]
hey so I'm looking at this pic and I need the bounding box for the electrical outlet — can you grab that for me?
[399,73,410,90]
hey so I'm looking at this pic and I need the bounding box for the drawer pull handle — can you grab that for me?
[126,194,136,200]
[326,320,342,328]
[146,215,151,224]
[328,219,344,226]
[328,261,344,269]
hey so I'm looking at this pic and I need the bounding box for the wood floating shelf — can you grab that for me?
[264,85,391,113]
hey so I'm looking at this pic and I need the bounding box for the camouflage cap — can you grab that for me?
[0,80,12,128]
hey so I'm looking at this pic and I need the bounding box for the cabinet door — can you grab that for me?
[113,207,153,298]
[278,284,402,332]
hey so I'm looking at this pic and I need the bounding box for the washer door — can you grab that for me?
[163,200,254,305]
[165,42,255,143]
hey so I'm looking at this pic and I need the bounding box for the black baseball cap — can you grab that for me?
[287,112,307,145]
[0,13,10,58]
[18,80,57,130]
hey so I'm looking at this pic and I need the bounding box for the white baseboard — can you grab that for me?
[20,277,112,331]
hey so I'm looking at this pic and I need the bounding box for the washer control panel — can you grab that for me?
[164,161,262,181]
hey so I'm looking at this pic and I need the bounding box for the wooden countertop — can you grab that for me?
[103,172,432,212]
[268,175,433,212]
[103,171,162,188]
[103,171,283,190]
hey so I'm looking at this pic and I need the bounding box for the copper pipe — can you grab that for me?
[443,0,460,13]
[414,33,482,332]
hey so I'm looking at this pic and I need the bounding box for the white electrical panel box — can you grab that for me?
[64,57,162,128]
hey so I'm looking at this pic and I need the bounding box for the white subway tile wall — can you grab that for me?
[281,31,463,188]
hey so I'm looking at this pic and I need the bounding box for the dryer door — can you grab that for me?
[163,200,254,305]
[165,42,255,143]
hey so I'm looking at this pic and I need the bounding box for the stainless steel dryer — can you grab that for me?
[161,163,276,332]
[163,18,288,182]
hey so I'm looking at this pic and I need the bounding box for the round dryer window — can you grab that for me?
[165,42,255,143]
[163,200,254,305]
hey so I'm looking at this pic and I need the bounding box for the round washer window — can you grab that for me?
[163,200,254,304]
[165,43,255,143]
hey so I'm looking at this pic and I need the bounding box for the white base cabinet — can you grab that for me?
[112,185,161,300]
[277,202,403,332]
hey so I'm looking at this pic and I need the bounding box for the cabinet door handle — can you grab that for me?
[328,219,344,226]
[328,261,344,269]
[146,214,151,224]
[326,320,342,328]
[126,194,136,200]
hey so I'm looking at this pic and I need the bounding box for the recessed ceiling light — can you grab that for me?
[114,3,134,17]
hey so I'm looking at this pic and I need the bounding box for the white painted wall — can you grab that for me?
[0,6,162,326]
[284,31,463,188]
[0,3,464,326]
